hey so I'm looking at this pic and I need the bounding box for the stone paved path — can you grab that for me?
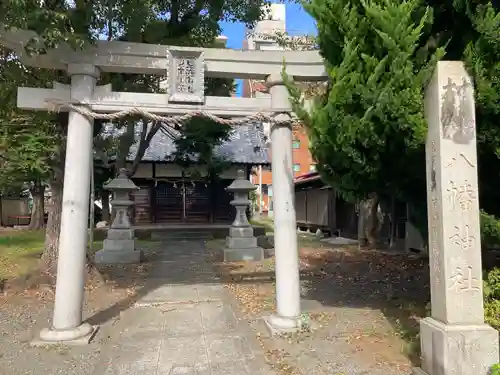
[91,240,274,375]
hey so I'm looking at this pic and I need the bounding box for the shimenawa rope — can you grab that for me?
[47,100,294,128]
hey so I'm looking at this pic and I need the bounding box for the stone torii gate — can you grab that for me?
[0,27,327,344]
[1,28,497,375]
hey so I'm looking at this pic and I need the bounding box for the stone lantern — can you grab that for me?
[224,169,264,262]
[94,168,143,264]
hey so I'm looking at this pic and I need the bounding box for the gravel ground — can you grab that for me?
[0,292,115,375]
[0,238,428,375]
[0,244,157,375]
[208,238,429,375]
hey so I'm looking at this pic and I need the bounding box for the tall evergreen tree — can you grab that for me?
[288,0,500,242]
[463,3,500,215]
[287,0,444,242]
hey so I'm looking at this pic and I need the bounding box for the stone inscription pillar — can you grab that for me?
[263,73,302,335]
[34,64,100,345]
[415,61,499,375]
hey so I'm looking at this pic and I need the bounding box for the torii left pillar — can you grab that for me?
[32,64,100,346]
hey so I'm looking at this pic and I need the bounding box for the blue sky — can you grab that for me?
[220,1,317,96]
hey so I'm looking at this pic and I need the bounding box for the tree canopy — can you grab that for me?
[0,0,268,187]
[0,0,264,49]
[0,0,269,270]
[0,47,63,195]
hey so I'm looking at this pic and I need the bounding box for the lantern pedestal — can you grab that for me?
[95,169,143,264]
[224,247,264,263]
[224,225,264,262]
[223,170,264,262]
[96,227,142,263]
[95,239,142,264]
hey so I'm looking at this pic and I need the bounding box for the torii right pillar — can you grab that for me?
[263,73,302,334]
[414,61,498,375]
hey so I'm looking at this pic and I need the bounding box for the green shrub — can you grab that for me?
[476,212,500,329]
[480,210,500,249]
[490,363,500,375]
[484,267,500,330]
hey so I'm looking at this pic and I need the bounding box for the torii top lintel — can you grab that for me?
[0,27,327,82]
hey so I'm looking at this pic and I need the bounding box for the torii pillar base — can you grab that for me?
[31,323,99,347]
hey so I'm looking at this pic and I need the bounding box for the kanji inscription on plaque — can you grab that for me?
[167,48,204,103]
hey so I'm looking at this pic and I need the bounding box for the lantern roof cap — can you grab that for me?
[105,168,139,191]
[226,170,256,192]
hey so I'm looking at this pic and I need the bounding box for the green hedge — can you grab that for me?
[480,210,500,249]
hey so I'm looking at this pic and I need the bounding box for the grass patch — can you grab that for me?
[250,217,274,233]
[0,230,45,247]
[0,229,160,280]
[0,230,106,279]
[0,230,45,279]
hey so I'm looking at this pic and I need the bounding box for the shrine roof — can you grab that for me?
[103,122,270,165]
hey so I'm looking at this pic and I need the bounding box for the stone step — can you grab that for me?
[151,231,214,241]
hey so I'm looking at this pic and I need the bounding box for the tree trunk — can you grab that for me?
[389,196,397,248]
[39,113,67,275]
[40,181,62,274]
[407,201,429,248]
[28,182,45,230]
[101,193,110,222]
[364,193,380,248]
[115,121,135,172]
[37,113,104,283]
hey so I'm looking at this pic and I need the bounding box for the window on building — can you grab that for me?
[309,164,317,172]
[292,139,301,149]
[293,163,301,172]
